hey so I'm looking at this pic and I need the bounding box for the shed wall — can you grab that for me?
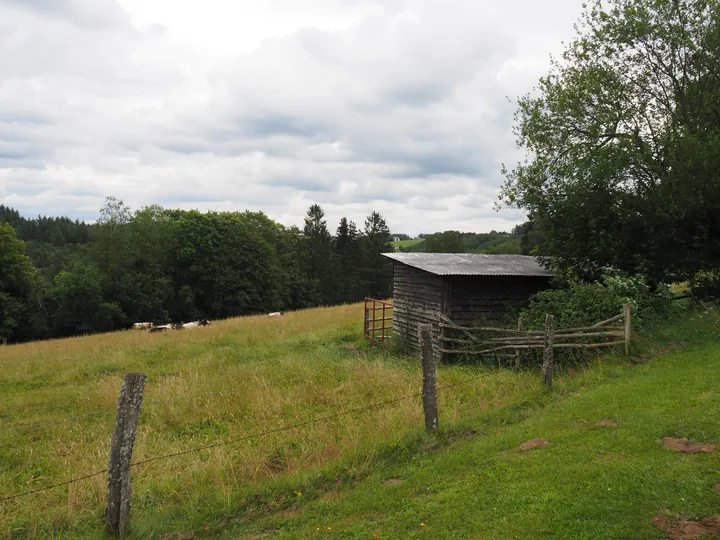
[391,262,446,361]
[447,275,552,326]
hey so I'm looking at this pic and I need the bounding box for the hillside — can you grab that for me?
[1,303,719,538]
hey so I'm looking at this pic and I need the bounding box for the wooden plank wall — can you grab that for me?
[391,262,444,361]
[447,275,551,326]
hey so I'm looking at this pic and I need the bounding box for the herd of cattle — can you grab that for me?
[132,320,211,333]
[132,312,286,333]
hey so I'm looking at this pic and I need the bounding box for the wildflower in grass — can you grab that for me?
[297,491,302,497]
[420,523,426,527]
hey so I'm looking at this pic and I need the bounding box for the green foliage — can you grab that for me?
[521,270,673,331]
[501,0,720,283]
[695,271,720,300]
[0,223,43,343]
[402,230,523,254]
[2,200,396,342]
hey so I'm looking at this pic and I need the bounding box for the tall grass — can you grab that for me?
[0,303,544,536]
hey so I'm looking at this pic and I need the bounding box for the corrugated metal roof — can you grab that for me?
[382,253,553,277]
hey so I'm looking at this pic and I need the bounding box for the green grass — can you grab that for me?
[1,303,720,538]
[390,239,423,251]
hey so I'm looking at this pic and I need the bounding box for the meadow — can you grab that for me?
[1,302,719,538]
[389,239,423,251]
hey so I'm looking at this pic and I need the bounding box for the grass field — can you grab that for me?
[1,302,719,538]
[389,239,423,251]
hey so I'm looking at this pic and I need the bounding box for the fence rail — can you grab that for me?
[439,304,632,388]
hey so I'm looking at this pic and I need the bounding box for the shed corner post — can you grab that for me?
[542,314,554,389]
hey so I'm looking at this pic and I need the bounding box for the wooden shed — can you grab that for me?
[383,253,553,360]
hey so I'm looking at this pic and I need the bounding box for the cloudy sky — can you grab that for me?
[0,0,584,235]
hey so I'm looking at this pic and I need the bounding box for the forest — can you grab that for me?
[0,199,394,344]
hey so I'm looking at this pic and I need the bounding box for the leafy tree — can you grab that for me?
[501,0,720,282]
[52,262,124,335]
[0,223,43,343]
[425,231,466,253]
[333,217,364,303]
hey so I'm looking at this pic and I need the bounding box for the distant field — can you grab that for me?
[390,238,423,250]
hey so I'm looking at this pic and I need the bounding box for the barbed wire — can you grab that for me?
[0,372,490,503]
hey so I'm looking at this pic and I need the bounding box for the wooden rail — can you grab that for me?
[439,304,632,387]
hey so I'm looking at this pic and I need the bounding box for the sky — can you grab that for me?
[0,0,585,236]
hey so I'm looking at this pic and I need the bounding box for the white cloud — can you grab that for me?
[0,0,584,235]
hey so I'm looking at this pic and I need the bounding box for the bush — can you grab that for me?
[520,269,674,331]
[695,272,720,300]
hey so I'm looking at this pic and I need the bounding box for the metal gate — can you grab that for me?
[363,298,393,344]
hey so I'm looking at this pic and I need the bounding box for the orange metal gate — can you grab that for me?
[363,298,393,344]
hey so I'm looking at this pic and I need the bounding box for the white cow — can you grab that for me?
[149,324,172,333]
[133,322,153,330]
[267,312,285,318]
[181,319,211,329]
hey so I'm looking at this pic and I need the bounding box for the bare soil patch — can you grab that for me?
[520,438,550,451]
[596,420,618,427]
[653,515,720,539]
[663,437,719,454]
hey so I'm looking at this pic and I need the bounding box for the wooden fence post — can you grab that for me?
[105,373,147,538]
[419,324,438,432]
[542,314,554,389]
[624,303,632,355]
[515,316,525,370]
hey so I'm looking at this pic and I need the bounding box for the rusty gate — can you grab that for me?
[363,298,393,344]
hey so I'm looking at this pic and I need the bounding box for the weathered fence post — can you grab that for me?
[542,314,554,389]
[105,373,147,538]
[515,316,525,370]
[419,324,438,432]
[624,303,632,355]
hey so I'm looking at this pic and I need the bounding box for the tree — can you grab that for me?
[0,223,43,343]
[333,217,363,303]
[501,0,720,282]
[52,262,124,336]
[425,231,466,253]
[360,211,392,298]
[302,204,335,304]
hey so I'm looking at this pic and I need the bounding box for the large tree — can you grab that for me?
[0,223,43,343]
[302,204,335,304]
[501,0,720,282]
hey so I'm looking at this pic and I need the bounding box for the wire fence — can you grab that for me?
[0,371,489,504]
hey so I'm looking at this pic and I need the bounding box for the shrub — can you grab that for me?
[520,269,673,331]
[695,271,720,300]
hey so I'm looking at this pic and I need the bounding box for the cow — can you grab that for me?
[267,312,285,318]
[149,324,172,333]
[133,322,153,330]
[181,319,210,329]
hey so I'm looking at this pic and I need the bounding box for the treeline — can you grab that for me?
[0,200,392,344]
[399,225,543,255]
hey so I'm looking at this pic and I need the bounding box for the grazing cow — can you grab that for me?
[133,322,153,330]
[181,319,210,329]
[267,312,285,318]
[149,324,172,333]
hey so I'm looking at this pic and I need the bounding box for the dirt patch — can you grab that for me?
[596,420,618,427]
[663,437,719,454]
[382,478,405,486]
[713,483,720,493]
[279,506,300,520]
[653,515,720,539]
[520,438,550,451]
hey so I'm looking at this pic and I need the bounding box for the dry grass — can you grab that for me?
[0,303,541,536]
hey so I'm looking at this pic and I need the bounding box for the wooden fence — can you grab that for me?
[438,304,632,388]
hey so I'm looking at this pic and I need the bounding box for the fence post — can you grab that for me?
[419,324,438,432]
[105,373,147,538]
[542,314,554,389]
[515,316,525,370]
[624,303,632,355]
